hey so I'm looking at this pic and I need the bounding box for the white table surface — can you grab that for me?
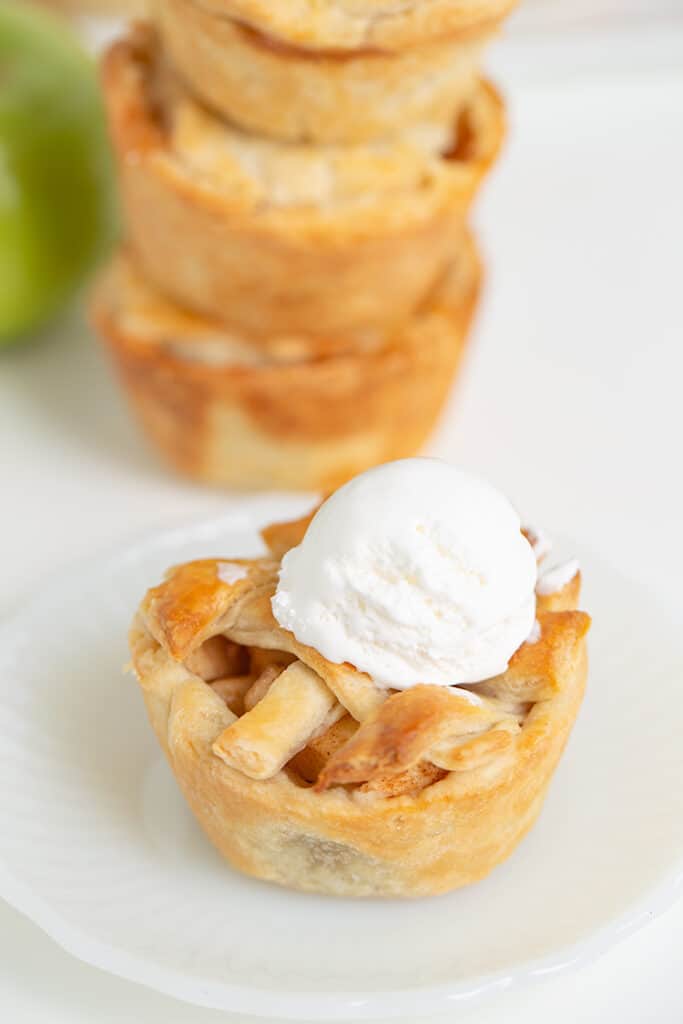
[2,26,683,1024]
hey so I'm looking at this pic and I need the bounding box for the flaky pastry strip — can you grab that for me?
[168,678,237,752]
[129,619,201,714]
[221,583,384,720]
[315,685,512,791]
[142,555,588,767]
[142,558,278,660]
[474,610,591,703]
[227,600,384,722]
[292,647,386,722]
[309,700,347,739]
[260,508,319,560]
[142,557,385,723]
[212,661,337,780]
[536,570,581,614]
[430,718,520,771]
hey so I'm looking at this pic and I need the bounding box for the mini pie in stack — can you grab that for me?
[93,3,516,488]
[92,236,480,490]
[154,0,498,145]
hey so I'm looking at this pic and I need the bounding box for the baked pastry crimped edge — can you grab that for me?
[101,23,504,339]
[130,513,590,898]
[155,0,490,144]
[194,0,518,51]
[91,237,480,491]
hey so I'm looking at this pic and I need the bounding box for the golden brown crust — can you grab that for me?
[212,661,337,779]
[260,510,319,560]
[155,0,491,144]
[141,558,273,659]
[138,557,387,723]
[194,0,518,51]
[101,24,503,339]
[475,610,592,703]
[536,570,582,614]
[91,242,481,491]
[131,621,588,897]
[129,536,590,896]
[314,684,518,790]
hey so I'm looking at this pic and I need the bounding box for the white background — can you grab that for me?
[1,5,683,1021]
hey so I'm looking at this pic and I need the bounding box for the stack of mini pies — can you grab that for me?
[92,1,517,490]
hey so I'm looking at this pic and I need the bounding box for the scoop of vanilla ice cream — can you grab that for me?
[272,459,538,689]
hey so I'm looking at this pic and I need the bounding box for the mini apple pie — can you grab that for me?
[155,0,492,144]
[91,238,480,490]
[101,23,503,341]
[130,461,590,897]
[194,0,518,51]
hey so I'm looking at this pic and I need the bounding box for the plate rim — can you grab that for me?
[1,847,681,1020]
[1,505,682,1020]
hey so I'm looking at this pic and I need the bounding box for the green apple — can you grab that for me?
[0,2,116,345]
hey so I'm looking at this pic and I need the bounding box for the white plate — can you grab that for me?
[1,499,682,1021]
